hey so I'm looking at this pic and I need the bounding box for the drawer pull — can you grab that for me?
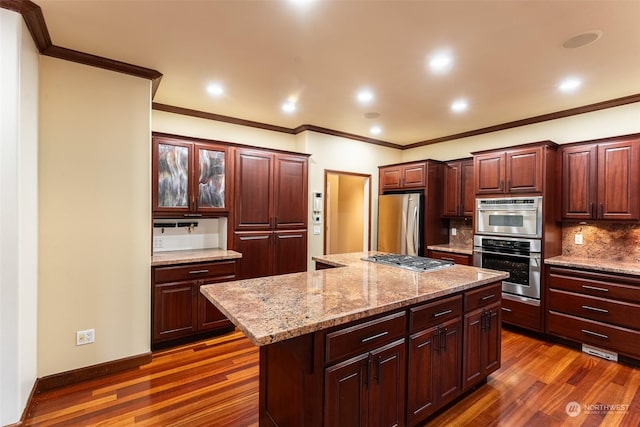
[189,269,209,274]
[581,305,609,314]
[581,329,609,340]
[433,309,453,318]
[501,307,512,313]
[481,294,496,301]
[361,331,388,343]
[440,257,455,262]
[582,285,608,292]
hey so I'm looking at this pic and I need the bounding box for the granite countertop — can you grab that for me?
[545,255,640,276]
[427,243,474,256]
[201,252,508,346]
[151,248,242,266]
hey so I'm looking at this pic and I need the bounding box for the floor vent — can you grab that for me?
[582,344,618,362]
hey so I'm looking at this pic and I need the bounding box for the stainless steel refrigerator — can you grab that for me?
[377,193,423,255]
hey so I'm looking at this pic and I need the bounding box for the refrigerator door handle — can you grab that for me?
[413,206,419,255]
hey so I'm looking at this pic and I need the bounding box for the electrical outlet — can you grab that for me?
[574,234,583,245]
[153,236,163,249]
[76,329,95,346]
[451,228,457,236]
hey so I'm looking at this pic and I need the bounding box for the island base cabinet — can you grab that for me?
[462,301,501,391]
[325,338,406,427]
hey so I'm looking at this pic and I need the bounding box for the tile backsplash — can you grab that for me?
[562,221,640,263]
[153,217,227,252]
[449,218,473,247]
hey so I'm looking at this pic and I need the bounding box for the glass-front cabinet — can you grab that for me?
[153,135,228,217]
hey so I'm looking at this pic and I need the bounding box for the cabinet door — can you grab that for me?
[274,155,308,229]
[460,160,475,217]
[380,166,402,192]
[324,354,369,427]
[474,153,505,195]
[402,163,427,188]
[274,230,308,275]
[194,144,228,213]
[369,339,406,427]
[561,144,597,220]
[234,149,274,230]
[152,281,197,342]
[442,162,461,217]
[462,308,484,390]
[197,280,234,332]
[598,140,640,220]
[437,318,462,406]
[234,231,274,279]
[407,328,438,424]
[505,146,543,193]
[153,139,193,215]
[483,303,501,376]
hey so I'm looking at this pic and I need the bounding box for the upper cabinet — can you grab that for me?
[443,159,474,218]
[474,146,544,195]
[153,135,229,217]
[561,136,640,220]
[379,162,426,192]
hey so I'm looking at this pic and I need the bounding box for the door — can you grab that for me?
[443,162,460,217]
[407,328,437,424]
[561,144,597,220]
[234,149,274,230]
[369,339,406,427]
[194,144,228,213]
[325,171,371,256]
[197,280,233,331]
[274,155,308,229]
[598,140,640,220]
[153,138,193,215]
[461,160,475,217]
[274,230,308,275]
[505,146,543,193]
[152,281,197,341]
[233,231,273,279]
[324,354,369,427]
[474,153,505,194]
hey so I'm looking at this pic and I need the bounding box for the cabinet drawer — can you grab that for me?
[154,260,237,284]
[548,267,640,303]
[428,251,470,266]
[548,288,640,330]
[500,296,541,332]
[464,283,502,312]
[547,311,640,359]
[325,311,406,364]
[409,295,462,332]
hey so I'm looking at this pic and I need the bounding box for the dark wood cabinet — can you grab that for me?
[151,260,236,348]
[443,159,474,217]
[152,135,229,218]
[379,162,426,192]
[427,250,471,266]
[546,265,640,359]
[233,148,309,279]
[474,145,543,195]
[500,296,542,332]
[561,137,640,220]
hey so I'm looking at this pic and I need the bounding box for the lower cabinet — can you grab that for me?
[152,260,236,348]
[427,250,471,266]
[234,230,307,279]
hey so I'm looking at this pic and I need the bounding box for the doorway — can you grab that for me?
[324,170,371,255]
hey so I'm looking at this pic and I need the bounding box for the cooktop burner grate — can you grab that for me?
[362,254,454,272]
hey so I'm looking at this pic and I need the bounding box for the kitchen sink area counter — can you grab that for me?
[200,252,508,346]
[151,248,242,266]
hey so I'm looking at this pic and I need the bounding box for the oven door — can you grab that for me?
[473,248,541,299]
[476,209,540,238]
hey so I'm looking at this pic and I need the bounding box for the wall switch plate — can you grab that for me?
[313,225,321,235]
[451,228,457,236]
[574,234,583,245]
[76,329,95,345]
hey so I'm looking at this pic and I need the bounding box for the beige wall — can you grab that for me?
[38,57,151,376]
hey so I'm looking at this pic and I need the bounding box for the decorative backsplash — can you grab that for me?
[449,218,473,247]
[562,221,640,263]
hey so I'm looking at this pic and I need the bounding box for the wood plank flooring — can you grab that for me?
[24,328,640,426]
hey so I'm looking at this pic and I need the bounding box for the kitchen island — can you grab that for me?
[201,252,508,427]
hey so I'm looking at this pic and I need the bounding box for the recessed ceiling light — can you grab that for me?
[370,125,382,135]
[563,30,602,49]
[206,83,224,97]
[281,100,297,114]
[558,77,582,93]
[450,99,468,113]
[428,51,453,74]
[357,89,374,104]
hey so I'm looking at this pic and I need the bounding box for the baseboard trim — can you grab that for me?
[36,352,152,392]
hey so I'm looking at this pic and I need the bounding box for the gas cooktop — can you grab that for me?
[362,254,454,272]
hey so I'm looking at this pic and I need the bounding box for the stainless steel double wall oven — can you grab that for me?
[473,197,543,304]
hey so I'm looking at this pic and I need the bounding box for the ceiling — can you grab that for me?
[33,0,640,147]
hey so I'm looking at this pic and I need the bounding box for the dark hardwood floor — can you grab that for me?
[24,328,640,426]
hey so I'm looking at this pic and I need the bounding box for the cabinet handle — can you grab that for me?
[582,285,609,292]
[506,179,510,191]
[481,294,496,301]
[440,328,447,352]
[581,305,609,314]
[433,309,453,318]
[499,180,503,191]
[183,213,202,217]
[581,329,609,340]
[189,269,209,274]
[599,203,604,218]
[590,202,595,218]
[375,355,382,383]
[440,257,455,262]
[365,357,371,387]
[361,331,388,343]
[434,330,441,353]
[501,307,512,313]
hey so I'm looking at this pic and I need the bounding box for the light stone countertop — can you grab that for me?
[201,252,508,346]
[151,248,242,266]
[427,243,474,256]
[545,255,640,276]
